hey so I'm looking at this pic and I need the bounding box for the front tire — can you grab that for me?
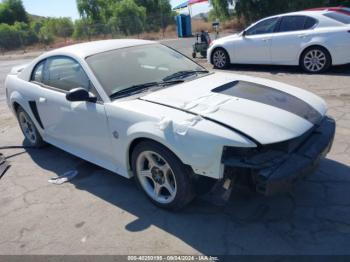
[131,141,195,210]
[16,107,45,147]
[300,46,331,73]
[212,48,230,69]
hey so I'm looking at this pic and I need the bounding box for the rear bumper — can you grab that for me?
[223,116,336,195]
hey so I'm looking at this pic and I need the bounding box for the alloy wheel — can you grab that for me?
[18,111,37,144]
[303,49,327,72]
[213,49,227,68]
[136,151,177,204]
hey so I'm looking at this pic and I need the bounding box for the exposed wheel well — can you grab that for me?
[128,138,170,171]
[210,47,230,64]
[12,102,20,113]
[299,45,332,66]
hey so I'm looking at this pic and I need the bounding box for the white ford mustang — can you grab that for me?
[208,10,350,73]
[5,40,335,210]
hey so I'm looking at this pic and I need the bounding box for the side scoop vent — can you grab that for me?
[29,101,44,129]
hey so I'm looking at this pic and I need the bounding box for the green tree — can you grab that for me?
[0,0,27,25]
[0,23,20,50]
[30,19,43,34]
[38,23,54,46]
[76,0,108,22]
[75,0,174,36]
[328,0,350,5]
[55,18,74,40]
[13,21,38,45]
[73,18,90,39]
[0,21,38,51]
[159,0,175,35]
[134,0,174,32]
[210,0,232,21]
[108,0,146,36]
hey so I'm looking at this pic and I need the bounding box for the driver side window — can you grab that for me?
[45,57,91,92]
[246,17,279,36]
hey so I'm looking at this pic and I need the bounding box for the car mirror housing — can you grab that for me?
[242,30,247,37]
[66,87,97,103]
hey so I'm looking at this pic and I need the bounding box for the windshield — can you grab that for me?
[86,44,205,96]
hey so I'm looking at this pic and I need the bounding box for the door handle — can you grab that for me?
[262,38,271,41]
[298,34,308,38]
[38,97,47,103]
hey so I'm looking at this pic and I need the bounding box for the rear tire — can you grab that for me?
[16,107,45,148]
[131,141,195,210]
[300,46,331,73]
[212,48,230,69]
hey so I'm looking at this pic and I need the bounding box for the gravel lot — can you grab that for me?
[0,38,350,255]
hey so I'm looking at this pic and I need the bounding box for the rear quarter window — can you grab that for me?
[304,17,318,29]
[31,61,45,83]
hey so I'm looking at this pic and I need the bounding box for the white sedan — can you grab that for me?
[6,40,335,210]
[208,10,350,73]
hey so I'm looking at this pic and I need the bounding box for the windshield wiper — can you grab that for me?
[110,80,185,99]
[162,70,209,81]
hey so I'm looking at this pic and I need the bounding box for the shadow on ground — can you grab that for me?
[25,144,350,255]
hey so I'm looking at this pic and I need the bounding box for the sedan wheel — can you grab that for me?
[301,47,331,73]
[132,141,195,210]
[212,48,229,69]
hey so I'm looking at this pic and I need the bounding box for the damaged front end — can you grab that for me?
[205,116,335,204]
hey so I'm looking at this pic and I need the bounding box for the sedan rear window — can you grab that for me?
[323,12,350,24]
[278,16,318,32]
[279,16,306,32]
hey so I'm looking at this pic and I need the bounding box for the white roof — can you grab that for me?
[252,10,343,28]
[266,10,327,19]
[45,39,155,59]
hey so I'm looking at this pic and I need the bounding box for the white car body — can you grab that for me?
[208,10,350,67]
[5,40,335,206]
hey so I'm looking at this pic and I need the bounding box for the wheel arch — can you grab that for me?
[10,92,44,136]
[126,137,190,175]
[299,44,333,66]
[9,91,28,115]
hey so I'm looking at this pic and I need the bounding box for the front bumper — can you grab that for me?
[222,116,336,195]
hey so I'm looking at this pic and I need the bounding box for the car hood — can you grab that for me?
[141,72,327,145]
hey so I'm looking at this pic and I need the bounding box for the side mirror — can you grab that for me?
[242,30,247,37]
[66,87,97,103]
